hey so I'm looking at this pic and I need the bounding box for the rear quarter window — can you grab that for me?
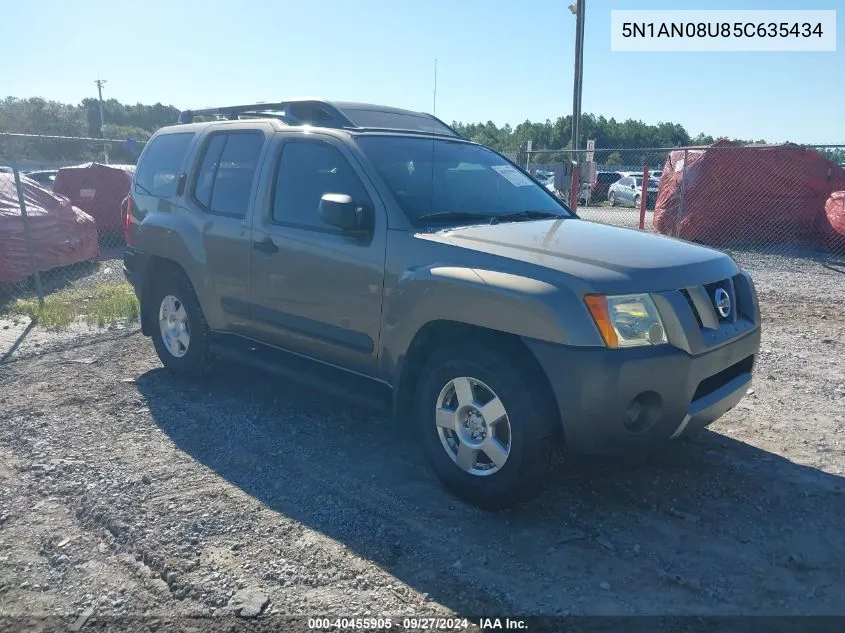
[135,132,194,197]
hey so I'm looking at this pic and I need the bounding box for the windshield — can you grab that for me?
[356,136,573,225]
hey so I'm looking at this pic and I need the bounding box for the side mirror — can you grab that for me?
[318,193,371,235]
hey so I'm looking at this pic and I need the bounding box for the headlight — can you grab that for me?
[584,293,668,348]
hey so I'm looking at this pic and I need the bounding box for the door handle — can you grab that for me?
[252,237,279,254]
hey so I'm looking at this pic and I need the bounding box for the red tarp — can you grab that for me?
[0,173,99,284]
[52,162,134,234]
[820,190,845,245]
[653,141,845,246]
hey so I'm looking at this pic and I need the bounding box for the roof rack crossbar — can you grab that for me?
[176,99,463,138]
[177,99,355,127]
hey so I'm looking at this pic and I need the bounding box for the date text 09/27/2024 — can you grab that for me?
[307,617,528,630]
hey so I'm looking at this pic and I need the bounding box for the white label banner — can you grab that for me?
[611,10,836,52]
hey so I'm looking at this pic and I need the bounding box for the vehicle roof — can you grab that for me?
[170,98,463,140]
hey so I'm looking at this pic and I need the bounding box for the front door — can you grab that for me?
[248,134,387,376]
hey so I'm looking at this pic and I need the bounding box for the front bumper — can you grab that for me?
[524,327,760,454]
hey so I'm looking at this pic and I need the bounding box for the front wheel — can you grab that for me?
[415,343,560,510]
[608,191,616,206]
[634,194,641,208]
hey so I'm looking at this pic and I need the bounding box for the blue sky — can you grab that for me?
[2,0,842,144]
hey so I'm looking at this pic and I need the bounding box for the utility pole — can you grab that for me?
[95,77,109,164]
[567,0,586,210]
[569,1,586,159]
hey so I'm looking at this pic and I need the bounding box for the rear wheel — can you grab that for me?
[608,191,616,206]
[634,194,641,209]
[149,271,212,376]
[415,342,559,510]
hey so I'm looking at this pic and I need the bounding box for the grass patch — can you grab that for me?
[7,283,139,330]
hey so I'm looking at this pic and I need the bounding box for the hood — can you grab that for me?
[427,218,739,293]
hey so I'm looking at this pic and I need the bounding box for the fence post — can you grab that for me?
[639,165,648,230]
[569,163,580,211]
[677,148,689,239]
[11,161,45,305]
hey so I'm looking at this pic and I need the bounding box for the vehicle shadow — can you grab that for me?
[137,362,845,616]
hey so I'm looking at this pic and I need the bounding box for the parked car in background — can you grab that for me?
[650,170,663,180]
[587,171,622,203]
[608,176,660,209]
[24,169,58,189]
[52,162,135,237]
[0,173,98,284]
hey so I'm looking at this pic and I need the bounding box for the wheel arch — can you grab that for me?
[138,256,195,337]
[392,320,561,436]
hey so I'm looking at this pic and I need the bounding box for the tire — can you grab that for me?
[634,194,641,209]
[608,191,616,207]
[149,270,212,377]
[415,342,560,510]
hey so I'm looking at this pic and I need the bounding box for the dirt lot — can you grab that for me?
[1,255,844,629]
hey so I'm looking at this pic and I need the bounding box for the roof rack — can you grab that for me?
[176,98,461,138]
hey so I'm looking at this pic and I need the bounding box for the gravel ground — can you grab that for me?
[1,257,844,629]
[1,239,844,630]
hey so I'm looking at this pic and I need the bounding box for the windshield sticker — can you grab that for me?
[491,165,534,187]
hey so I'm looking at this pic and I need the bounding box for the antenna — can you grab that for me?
[433,58,438,115]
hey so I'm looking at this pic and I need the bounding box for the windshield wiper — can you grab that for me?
[490,210,568,224]
[416,211,492,223]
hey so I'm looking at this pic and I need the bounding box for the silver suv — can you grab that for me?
[123,99,761,510]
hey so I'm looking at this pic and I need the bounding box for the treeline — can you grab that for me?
[0,97,179,164]
[1,96,842,167]
[452,114,844,166]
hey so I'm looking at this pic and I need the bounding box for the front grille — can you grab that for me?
[731,273,747,320]
[680,289,703,327]
[692,355,754,401]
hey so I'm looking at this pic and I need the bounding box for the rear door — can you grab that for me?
[180,123,273,333]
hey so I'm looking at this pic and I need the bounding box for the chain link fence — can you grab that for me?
[523,144,845,268]
[1,133,143,316]
[2,133,844,317]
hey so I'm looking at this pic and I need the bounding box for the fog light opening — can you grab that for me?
[623,391,662,434]
[647,323,666,345]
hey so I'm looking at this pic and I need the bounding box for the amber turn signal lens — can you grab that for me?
[584,294,619,348]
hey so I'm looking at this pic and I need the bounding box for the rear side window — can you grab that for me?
[192,132,264,217]
[135,132,193,197]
